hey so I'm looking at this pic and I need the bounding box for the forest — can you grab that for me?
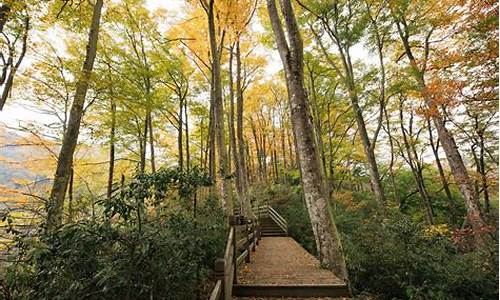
[0,0,498,299]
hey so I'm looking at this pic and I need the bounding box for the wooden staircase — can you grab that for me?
[210,204,350,299]
[254,204,288,237]
[260,217,286,236]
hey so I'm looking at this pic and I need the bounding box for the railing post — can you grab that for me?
[215,258,225,298]
[252,220,256,252]
[232,225,237,284]
[245,221,250,263]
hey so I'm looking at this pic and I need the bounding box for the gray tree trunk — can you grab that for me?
[266,0,348,283]
[47,0,104,231]
[206,0,231,212]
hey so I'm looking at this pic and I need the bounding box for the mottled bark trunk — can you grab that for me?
[47,0,103,231]
[427,120,457,223]
[266,0,348,283]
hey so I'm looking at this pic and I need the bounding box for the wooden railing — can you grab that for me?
[253,204,288,235]
[209,217,260,300]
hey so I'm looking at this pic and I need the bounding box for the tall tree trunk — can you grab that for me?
[347,82,385,208]
[178,96,184,170]
[206,0,231,212]
[427,119,457,223]
[184,98,190,170]
[228,45,243,213]
[47,0,103,231]
[383,102,401,205]
[67,167,74,223]
[107,99,116,199]
[398,100,434,224]
[208,90,216,194]
[140,115,148,173]
[236,41,250,215]
[148,111,155,173]
[266,0,348,282]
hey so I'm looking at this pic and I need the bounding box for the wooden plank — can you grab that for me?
[233,284,350,298]
[209,280,222,300]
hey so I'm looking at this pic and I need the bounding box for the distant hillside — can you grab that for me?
[0,129,49,189]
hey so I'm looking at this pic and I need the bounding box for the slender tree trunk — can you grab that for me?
[184,98,190,170]
[208,90,216,193]
[236,41,250,215]
[148,111,155,173]
[383,102,401,205]
[348,83,385,207]
[67,167,74,222]
[140,115,148,173]
[178,97,184,170]
[107,99,116,199]
[427,119,457,223]
[266,0,348,282]
[0,15,28,110]
[47,0,103,231]
[206,0,231,212]
[228,45,243,213]
[399,101,434,224]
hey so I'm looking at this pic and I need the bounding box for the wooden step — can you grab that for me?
[233,284,350,298]
[261,232,286,237]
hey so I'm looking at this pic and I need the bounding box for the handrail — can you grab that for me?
[267,205,288,235]
[210,217,261,300]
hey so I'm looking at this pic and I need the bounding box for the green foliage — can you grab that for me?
[257,181,498,300]
[1,168,226,300]
[341,211,498,300]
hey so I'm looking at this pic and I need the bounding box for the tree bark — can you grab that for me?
[107,99,116,199]
[206,0,231,212]
[47,0,103,231]
[266,0,348,282]
[178,95,184,170]
[427,119,457,223]
[184,97,190,170]
[0,15,28,110]
[236,41,250,215]
[148,111,155,173]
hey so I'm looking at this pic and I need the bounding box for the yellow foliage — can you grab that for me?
[424,224,451,237]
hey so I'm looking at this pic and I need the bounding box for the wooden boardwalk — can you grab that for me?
[233,237,349,299]
[209,205,349,300]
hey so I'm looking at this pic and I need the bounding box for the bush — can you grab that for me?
[1,167,227,300]
[256,182,498,300]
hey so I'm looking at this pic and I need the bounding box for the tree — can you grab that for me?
[390,0,493,248]
[266,0,348,282]
[0,1,29,110]
[47,0,103,231]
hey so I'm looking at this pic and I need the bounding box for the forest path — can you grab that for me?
[232,237,349,299]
